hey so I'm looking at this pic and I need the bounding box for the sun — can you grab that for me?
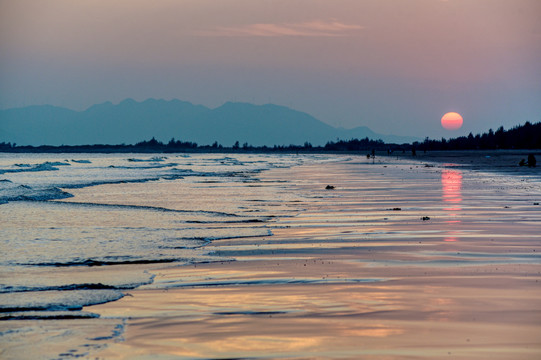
[441,112,463,130]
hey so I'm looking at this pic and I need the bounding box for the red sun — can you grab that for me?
[441,112,463,130]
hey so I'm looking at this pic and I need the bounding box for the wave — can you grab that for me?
[0,162,63,174]
[0,278,155,294]
[127,156,167,162]
[185,217,274,224]
[22,257,183,267]
[185,229,272,242]
[50,200,241,217]
[0,182,73,202]
[214,156,245,166]
[0,289,125,313]
[0,168,241,205]
[107,162,178,170]
[58,177,164,189]
[0,310,100,320]
[168,168,264,178]
[1,177,177,204]
[43,161,71,166]
[0,153,314,323]
[156,277,386,289]
[214,311,288,316]
[0,156,279,205]
[158,230,273,249]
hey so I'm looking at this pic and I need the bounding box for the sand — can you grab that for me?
[394,149,541,176]
[80,153,541,359]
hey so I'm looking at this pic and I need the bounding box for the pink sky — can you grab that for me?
[1,0,540,137]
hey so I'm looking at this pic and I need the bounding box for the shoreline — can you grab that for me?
[87,155,541,359]
[2,148,539,173]
[2,153,540,359]
[386,149,541,179]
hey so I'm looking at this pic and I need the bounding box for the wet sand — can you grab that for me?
[94,262,540,359]
[394,149,541,176]
[85,154,541,359]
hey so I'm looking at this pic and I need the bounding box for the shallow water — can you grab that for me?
[1,153,540,359]
[0,153,326,319]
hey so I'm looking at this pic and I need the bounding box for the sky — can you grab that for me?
[1,0,540,138]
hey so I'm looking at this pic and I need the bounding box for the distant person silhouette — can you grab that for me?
[527,154,537,167]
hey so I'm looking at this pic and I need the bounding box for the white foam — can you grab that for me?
[0,182,72,202]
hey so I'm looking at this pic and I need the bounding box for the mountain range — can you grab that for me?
[0,98,418,146]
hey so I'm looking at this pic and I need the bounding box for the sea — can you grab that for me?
[1,152,540,359]
[0,153,336,320]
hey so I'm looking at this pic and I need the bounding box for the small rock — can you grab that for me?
[325,185,335,190]
[421,216,430,221]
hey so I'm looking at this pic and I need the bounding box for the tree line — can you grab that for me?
[1,120,539,153]
[415,121,541,151]
[0,136,387,153]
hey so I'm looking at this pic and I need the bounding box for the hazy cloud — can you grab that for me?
[198,20,364,37]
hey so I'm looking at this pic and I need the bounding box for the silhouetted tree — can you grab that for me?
[417,121,540,150]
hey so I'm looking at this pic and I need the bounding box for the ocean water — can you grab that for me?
[0,153,338,322]
[1,152,540,359]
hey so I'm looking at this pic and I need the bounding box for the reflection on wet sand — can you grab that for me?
[89,159,541,359]
[442,168,462,242]
[95,268,540,359]
[442,168,463,209]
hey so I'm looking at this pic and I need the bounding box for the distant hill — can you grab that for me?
[0,98,418,146]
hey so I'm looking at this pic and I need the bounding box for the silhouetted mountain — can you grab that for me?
[0,98,417,146]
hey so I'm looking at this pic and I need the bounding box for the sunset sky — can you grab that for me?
[1,0,540,138]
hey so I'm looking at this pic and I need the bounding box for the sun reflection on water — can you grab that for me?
[441,169,462,242]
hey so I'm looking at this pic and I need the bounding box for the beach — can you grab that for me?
[1,152,540,359]
[396,149,541,173]
[3,0,541,358]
